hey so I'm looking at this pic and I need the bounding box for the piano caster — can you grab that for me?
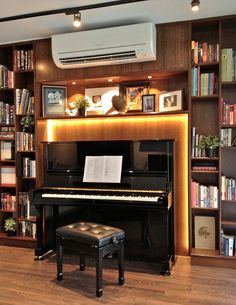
[160,270,171,276]
[57,273,63,281]
[118,277,125,285]
[96,289,103,297]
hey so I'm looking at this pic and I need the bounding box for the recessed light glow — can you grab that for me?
[147,75,152,79]
[72,82,76,85]
[108,79,113,82]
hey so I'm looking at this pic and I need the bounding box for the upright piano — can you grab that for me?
[30,139,175,274]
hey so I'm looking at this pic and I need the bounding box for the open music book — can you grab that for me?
[83,155,123,183]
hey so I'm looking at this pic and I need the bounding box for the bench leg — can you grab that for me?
[80,254,85,271]
[56,236,63,281]
[96,248,103,297]
[118,241,125,285]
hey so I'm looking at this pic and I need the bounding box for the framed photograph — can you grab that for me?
[42,85,67,117]
[85,87,119,115]
[120,82,149,111]
[159,90,182,112]
[194,216,215,250]
[142,94,155,112]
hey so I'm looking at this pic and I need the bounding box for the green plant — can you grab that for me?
[198,135,220,149]
[20,114,34,132]
[4,217,17,232]
[73,97,90,109]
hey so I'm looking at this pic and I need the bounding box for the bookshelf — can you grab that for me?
[190,17,236,263]
[0,43,36,245]
[190,19,221,257]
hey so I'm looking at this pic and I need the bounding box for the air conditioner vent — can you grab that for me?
[59,51,137,65]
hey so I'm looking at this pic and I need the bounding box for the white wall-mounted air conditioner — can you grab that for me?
[51,22,156,69]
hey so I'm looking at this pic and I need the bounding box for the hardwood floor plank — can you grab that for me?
[0,246,235,305]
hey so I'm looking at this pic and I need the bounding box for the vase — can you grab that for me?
[78,107,86,116]
[205,148,215,158]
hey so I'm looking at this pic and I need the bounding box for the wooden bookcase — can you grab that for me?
[190,16,236,266]
[0,43,36,247]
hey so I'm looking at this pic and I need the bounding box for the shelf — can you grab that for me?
[221,200,236,204]
[14,69,33,74]
[191,248,220,257]
[191,62,219,67]
[221,81,236,86]
[0,159,15,163]
[191,157,218,160]
[191,95,219,99]
[192,207,219,211]
[17,150,35,153]
[20,177,36,180]
[221,125,236,128]
[191,170,219,173]
[0,184,16,188]
[0,209,16,213]
[221,220,236,226]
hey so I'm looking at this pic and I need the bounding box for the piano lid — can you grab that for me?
[43,139,174,192]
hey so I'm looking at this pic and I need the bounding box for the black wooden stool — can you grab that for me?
[56,221,125,297]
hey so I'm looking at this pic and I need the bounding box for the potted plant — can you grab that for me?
[4,217,17,236]
[73,96,90,116]
[198,135,220,157]
[20,114,34,133]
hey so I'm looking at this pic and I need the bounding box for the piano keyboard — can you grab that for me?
[42,193,159,203]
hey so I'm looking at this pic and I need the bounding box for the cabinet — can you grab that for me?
[0,43,36,245]
[190,17,236,264]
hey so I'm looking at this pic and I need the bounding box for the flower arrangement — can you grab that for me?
[20,114,34,132]
[65,96,90,116]
[4,217,17,233]
[198,135,220,149]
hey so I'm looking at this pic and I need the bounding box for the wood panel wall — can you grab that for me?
[33,21,190,256]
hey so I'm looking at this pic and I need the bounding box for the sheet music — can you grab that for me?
[83,155,123,183]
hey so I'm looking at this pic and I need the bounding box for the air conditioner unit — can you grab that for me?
[51,22,156,69]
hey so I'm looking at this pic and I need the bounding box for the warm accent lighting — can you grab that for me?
[72,81,76,85]
[147,75,152,79]
[73,12,81,27]
[191,0,200,11]
[44,114,189,255]
[108,79,113,82]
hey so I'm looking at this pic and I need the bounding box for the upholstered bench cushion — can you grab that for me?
[56,222,125,247]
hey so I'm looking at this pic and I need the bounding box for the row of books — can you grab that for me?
[220,128,236,147]
[221,175,236,201]
[191,180,218,208]
[0,64,14,89]
[191,41,219,64]
[14,49,34,71]
[16,132,34,151]
[221,48,236,82]
[221,231,236,256]
[221,98,236,125]
[191,128,206,157]
[0,126,15,140]
[0,166,16,185]
[22,158,36,178]
[18,220,36,239]
[0,101,14,125]
[0,141,15,161]
[191,67,218,96]
[18,192,35,219]
[16,88,34,114]
[0,192,16,211]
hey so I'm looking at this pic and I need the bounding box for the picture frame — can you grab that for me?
[194,216,215,250]
[85,86,119,115]
[142,94,156,112]
[42,85,67,117]
[159,90,182,113]
[120,81,149,111]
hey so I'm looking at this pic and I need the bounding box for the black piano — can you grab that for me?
[30,139,175,275]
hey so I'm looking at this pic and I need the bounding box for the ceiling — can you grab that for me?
[0,0,236,45]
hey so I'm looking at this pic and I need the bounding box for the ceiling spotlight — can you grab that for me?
[73,12,81,27]
[191,0,200,11]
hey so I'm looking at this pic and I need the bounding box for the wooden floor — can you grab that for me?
[0,246,236,305]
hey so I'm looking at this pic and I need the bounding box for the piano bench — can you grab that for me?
[55,221,125,297]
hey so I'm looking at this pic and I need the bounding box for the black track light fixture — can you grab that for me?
[191,0,200,12]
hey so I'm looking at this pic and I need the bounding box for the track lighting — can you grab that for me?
[191,0,200,11]
[73,12,81,27]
